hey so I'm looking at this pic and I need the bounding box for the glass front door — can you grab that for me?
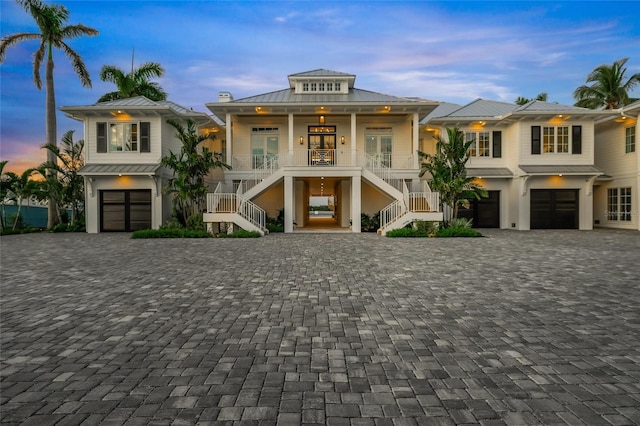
[309,134,336,165]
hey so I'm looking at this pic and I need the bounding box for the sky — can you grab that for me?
[1,0,639,173]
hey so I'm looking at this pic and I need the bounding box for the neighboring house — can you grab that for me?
[593,100,639,230]
[425,99,614,230]
[60,97,221,233]
[204,69,443,234]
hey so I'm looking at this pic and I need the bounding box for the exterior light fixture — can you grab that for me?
[299,136,304,145]
[341,136,345,144]
[558,173,563,177]
[319,115,326,125]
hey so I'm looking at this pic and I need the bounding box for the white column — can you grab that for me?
[225,113,232,166]
[351,175,361,232]
[288,113,294,164]
[351,113,357,166]
[284,175,294,233]
[412,112,419,169]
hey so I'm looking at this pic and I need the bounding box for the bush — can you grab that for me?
[361,213,380,232]
[266,209,284,233]
[386,228,429,238]
[413,220,439,236]
[131,228,211,239]
[435,227,482,238]
[448,217,473,229]
[160,218,183,230]
[186,213,205,231]
[216,229,261,238]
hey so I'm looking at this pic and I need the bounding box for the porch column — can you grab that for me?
[225,113,232,166]
[351,175,361,232]
[351,113,357,166]
[288,113,294,165]
[284,175,294,233]
[412,112,419,169]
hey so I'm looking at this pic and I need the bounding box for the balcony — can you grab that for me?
[231,151,415,171]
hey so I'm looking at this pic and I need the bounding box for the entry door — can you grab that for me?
[366,135,392,167]
[309,135,336,165]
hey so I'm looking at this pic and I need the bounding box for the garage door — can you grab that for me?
[100,190,152,232]
[530,189,578,229]
[458,191,500,228]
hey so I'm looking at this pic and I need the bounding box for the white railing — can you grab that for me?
[408,192,440,212]
[206,192,266,231]
[358,152,405,192]
[379,199,405,230]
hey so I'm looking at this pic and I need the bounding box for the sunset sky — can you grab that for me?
[1,1,639,173]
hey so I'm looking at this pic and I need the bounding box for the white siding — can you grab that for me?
[519,120,595,165]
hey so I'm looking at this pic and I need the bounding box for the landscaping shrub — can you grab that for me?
[216,229,261,238]
[386,228,429,238]
[361,212,380,232]
[435,227,482,238]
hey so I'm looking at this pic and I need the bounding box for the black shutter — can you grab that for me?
[97,122,107,152]
[140,122,151,153]
[531,126,541,155]
[492,131,502,158]
[572,125,582,154]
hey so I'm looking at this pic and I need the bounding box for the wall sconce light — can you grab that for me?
[341,136,345,145]
[299,136,304,145]
[319,115,325,125]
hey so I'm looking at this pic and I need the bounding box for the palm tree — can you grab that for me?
[161,119,230,227]
[573,58,640,109]
[418,127,487,223]
[40,130,85,226]
[515,92,548,105]
[98,61,168,102]
[3,169,39,230]
[0,0,98,228]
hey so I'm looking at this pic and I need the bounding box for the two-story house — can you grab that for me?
[593,100,639,230]
[60,97,220,233]
[425,99,613,230]
[203,69,443,235]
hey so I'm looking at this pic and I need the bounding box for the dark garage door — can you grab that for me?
[458,190,500,228]
[530,189,579,229]
[100,190,152,232]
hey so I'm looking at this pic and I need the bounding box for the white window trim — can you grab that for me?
[108,121,140,153]
[465,130,491,158]
[542,125,570,154]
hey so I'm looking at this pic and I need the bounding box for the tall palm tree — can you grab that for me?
[98,61,168,102]
[573,58,640,109]
[0,0,98,228]
[515,92,548,105]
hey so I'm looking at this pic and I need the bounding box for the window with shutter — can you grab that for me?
[492,131,502,158]
[140,122,151,153]
[97,122,107,153]
[531,126,541,155]
[572,125,582,154]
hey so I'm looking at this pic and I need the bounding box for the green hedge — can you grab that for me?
[216,229,261,238]
[435,227,483,238]
[131,228,211,239]
[386,228,429,238]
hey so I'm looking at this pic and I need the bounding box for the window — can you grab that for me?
[311,82,317,91]
[607,187,632,221]
[327,82,333,91]
[465,131,490,157]
[626,127,636,153]
[541,126,569,153]
[302,83,309,92]
[365,128,393,167]
[335,82,341,91]
[251,127,279,168]
[97,122,150,153]
[318,83,325,91]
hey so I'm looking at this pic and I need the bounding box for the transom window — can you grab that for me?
[607,187,632,221]
[543,126,569,153]
[465,131,490,157]
[626,127,636,153]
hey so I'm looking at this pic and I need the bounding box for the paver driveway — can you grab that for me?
[1,229,639,425]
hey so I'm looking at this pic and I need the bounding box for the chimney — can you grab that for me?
[218,92,233,103]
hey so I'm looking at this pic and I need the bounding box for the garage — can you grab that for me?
[100,190,152,232]
[530,189,579,229]
[458,191,500,228]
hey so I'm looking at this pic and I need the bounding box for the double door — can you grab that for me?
[308,134,336,165]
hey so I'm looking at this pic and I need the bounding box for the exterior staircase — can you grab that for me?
[203,182,269,236]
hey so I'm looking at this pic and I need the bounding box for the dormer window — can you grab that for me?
[335,82,341,91]
[296,80,346,94]
[303,83,309,92]
[327,82,333,91]
[311,82,317,91]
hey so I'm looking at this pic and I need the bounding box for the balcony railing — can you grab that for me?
[231,151,414,171]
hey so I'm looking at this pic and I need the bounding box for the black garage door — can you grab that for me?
[530,189,578,229]
[458,190,500,228]
[100,190,152,232]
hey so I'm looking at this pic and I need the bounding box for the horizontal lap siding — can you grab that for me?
[519,121,595,165]
[87,117,163,164]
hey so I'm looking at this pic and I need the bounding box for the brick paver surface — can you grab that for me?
[1,229,639,425]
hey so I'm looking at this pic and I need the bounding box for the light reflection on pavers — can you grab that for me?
[1,229,639,425]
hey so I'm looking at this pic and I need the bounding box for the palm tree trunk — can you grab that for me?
[45,55,59,229]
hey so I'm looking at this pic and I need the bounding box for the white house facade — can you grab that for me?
[60,97,220,233]
[425,99,614,230]
[203,69,443,235]
[593,100,639,230]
